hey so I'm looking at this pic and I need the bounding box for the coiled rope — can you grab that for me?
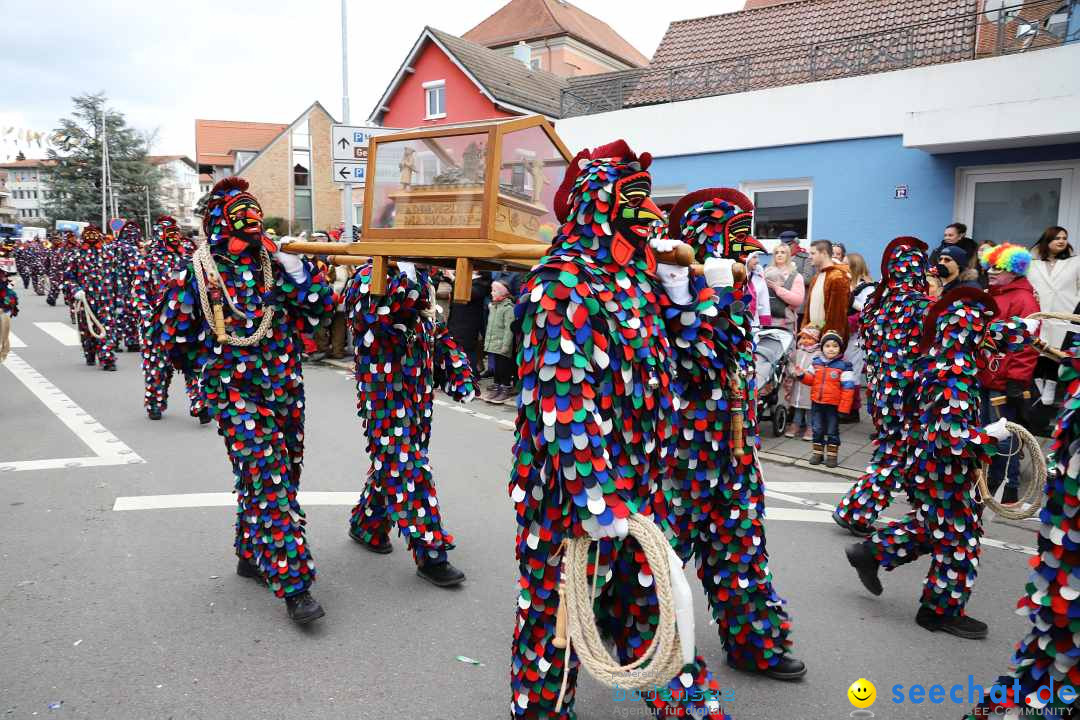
[191,243,275,347]
[974,421,1047,520]
[73,294,107,340]
[553,514,685,711]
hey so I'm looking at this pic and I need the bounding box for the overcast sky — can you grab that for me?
[0,0,741,161]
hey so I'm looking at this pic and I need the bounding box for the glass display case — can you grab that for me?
[360,116,571,273]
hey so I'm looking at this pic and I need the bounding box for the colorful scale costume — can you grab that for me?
[968,345,1080,717]
[64,225,117,368]
[655,188,800,677]
[834,238,930,533]
[154,177,333,603]
[14,240,31,289]
[343,264,473,568]
[112,221,144,350]
[862,288,1029,616]
[509,140,731,719]
[0,239,18,317]
[45,234,69,306]
[134,216,203,418]
[28,238,47,296]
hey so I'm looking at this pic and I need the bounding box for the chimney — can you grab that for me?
[512,40,532,68]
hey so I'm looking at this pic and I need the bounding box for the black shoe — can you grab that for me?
[832,510,874,537]
[198,409,211,425]
[102,363,116,371]
[85,357,96,366]
[285,591,325,624]
[236,557,262,580]
[349,528,393,554]
[915,606,987,639]
[46,299,56,306]
[126,343,140,353]
[845,543,882,596]
[1001,484,1019,505]
[416,561,465,587]
[147,408,162,420]
[730,656,807,681]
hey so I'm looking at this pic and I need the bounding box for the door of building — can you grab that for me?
[956,161,1079,246]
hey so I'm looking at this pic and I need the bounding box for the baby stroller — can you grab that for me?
[752,327,794,437]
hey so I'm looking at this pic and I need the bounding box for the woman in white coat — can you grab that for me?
[1028,226,1078,404]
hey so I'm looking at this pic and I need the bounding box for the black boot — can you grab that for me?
[236,557,262,581]
[147,408,162,421]
[102,363,116,371]
[1001,484,1019,505]
[285,591,325,624]
[348,528,392,554]
[198,409,211,425]
[845,543,882,596]
[416,561,465,587]
[85,356,96,366]
[729,655,807,681]
[126,343,140,353]
[915,606,987,639]
[46,299,56,306]
[831,510,874,537]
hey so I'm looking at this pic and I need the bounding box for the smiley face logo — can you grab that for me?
[848,678,876,708]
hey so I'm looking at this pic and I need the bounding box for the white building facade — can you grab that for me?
[149,156,200,231]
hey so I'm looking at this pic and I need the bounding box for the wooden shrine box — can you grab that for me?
[357,116,572,300]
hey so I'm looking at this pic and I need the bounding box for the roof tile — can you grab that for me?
[194,119,288,167]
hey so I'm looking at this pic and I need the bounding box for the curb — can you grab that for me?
[757,451,862,480]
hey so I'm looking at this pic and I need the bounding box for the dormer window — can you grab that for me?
[423,79,446,119]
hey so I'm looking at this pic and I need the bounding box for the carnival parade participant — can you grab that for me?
[29,237,47,296]
[45,233,71,306]
[133,216,206,422]
[967,339,1080,717]
[112,220,144,352]
[833,238,931,536]
[0,238,18,363]
[64,224,118,370]
[509,141,732,719]
[845,287,1028,638]
[657,187,805,680]
[343,261,473,586]
[153,177,334,624]
[14,238,31,290]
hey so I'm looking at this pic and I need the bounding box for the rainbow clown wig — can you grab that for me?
[979,243,1032,276]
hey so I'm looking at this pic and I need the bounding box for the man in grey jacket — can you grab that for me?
[780,230,816,313]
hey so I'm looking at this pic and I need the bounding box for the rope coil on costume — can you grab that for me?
[191,243,276,347]
[73,295,107,340]
[975,421,1047,520]
[553,514,685,711]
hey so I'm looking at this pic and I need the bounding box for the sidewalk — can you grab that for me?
[758,416,875,479]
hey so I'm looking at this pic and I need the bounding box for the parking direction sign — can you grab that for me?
[331,125,396,184]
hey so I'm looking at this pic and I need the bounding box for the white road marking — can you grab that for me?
[767,481,855,494]
[0,352,144,472]
[8,331,25,348]
[34,321,81,346]
[114,491,358,511]
[433,397,516,428]
[765,507,833,523]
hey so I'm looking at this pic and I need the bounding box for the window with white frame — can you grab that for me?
[423,79,446,119]
[741,179,812,242]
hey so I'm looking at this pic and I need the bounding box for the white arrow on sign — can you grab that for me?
[330,124,398,185]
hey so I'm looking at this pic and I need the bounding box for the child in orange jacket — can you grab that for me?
[794,329,855,468]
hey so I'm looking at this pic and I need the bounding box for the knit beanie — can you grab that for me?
[979,243,1031,276]
[820,329,846,351]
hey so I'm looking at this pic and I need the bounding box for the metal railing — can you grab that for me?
[561,0,1077,117]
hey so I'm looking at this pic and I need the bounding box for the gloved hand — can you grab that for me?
[648,237,681,254]
[655,263,692,305]
[73,289,86,302]
[269,238,308,284]
[397,261,417,282]
[421,282,437,322]
[582,515,629,541]
[984,417,1011,442]
[1023,318,1040,335]
[704,257,736,289]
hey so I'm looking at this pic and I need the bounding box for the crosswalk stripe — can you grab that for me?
[8,331,25,348]
[114,491,358,511]
[767,481,855,494]
[34,322,81,346]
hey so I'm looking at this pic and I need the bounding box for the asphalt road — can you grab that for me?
[0,289,1045,720]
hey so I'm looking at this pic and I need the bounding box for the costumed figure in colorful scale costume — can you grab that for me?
[64,224,118,370]
[14,239,31,289]
[112,220,144,352]
[0,238,18,363]
[509,140,733,719]
[153,177,334,624]
[967,339,1080,718]
[27,237,48,296]
[845,287,1030,638]
[134,216,206,422]
[833,237,931,536]
[45,233,71,306]
[655,188,805,681]
[342,261,474,586]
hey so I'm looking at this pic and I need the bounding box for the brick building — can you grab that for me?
[235,102,341,236]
